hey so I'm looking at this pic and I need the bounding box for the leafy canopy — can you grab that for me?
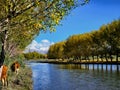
[0,0,89,49]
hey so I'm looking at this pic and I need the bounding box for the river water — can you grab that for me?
[28,63,120,90]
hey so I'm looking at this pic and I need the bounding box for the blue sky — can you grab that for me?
[25,0,120,54]
[35,0,120,43]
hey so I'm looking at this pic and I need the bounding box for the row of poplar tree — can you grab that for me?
[47,19,120,62]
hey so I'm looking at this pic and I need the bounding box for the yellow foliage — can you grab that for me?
[34,23,42,28]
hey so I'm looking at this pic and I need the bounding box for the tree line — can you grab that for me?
[47,19,120,62]
[24,52,47,60]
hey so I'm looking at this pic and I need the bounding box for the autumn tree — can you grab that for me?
[48,19,120,63]
[24,52,46,60]
[64,35,80,59]
[47,41,65,59]
[0,0,89,65]
[103,20,120,62]
[64,33,92,61]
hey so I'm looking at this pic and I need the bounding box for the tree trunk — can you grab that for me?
[105,53,108,62]
[97,55,99,62]
[109,53,112,62]
[0,30,7,67]
[92,55,94,62]
[79,56,81,62]
[116,52,118,62]
[100,54,103,62]
[0,43,5,67]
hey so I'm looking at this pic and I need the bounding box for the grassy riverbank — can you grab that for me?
[29,59,120,65]
[1,66,33,90]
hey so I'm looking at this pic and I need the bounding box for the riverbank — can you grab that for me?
[28,59,120,65]
[1,66,33,90]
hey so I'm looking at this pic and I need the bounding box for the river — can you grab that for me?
[28,63,120,90]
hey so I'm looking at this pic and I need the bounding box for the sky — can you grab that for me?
[24,0,120,54]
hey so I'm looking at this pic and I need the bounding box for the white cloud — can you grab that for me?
[24,39,54,54]
[41,39,49,43]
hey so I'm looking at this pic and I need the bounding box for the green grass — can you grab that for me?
[0,66,33,90]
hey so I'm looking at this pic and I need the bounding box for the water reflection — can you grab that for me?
[57,64,120,73]
[29,63,120,90]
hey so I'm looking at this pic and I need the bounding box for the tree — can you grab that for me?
[24,52,46,60]
[47,41,65,59]
[64,33,92,61]
[48,19,120,63]
[104,20,120,62]
[0,0,89,65]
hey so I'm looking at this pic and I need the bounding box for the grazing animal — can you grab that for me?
[11,61,20,74]
[0,65,8,86]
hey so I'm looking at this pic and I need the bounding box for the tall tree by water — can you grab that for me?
[0,0,89,65]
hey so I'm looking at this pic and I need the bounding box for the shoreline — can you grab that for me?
[27,59,120,65]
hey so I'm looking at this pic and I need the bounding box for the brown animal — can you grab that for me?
[11,61,20,74]
[0,65,8,86]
